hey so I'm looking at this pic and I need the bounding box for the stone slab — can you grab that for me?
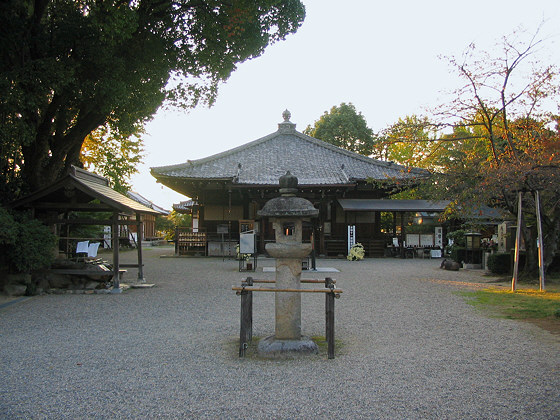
[262,267,339,273]
[257,335,319,358]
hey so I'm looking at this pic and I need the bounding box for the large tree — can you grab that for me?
[438,28,559,273]
[304,103,375,156]
[80,124,145,194]
[373,115,438,167]
[0,0,305,202]
[382,28,560,274]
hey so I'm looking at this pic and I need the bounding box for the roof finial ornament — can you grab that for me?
[278,109,296,133]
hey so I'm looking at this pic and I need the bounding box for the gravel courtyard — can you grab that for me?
[1,247,559,419]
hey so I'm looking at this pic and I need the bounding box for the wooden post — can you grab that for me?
[326,291,335,359]
[325,277,333,337]
[400,212,406,258]
[136,213,145,282]
[325,277,335,359]
[239,277,253,357]
[175,227,179,256]
[512,191,523,292]
[535,190,546,291]
[112,212,120,291]
[246,276,253,341]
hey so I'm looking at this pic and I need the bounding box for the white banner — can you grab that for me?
[347,225,356,253]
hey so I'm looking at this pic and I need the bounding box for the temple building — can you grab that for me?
[151,111,444,257]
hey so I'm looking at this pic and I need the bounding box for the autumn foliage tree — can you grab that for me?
[373,115,438,167]
[393,28,560,274]
[0,0,305,203]
[80,125,145,194]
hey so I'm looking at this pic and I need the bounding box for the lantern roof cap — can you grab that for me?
[258,172,318,218]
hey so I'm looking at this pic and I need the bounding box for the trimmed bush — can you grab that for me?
[0,208,57,274]
[450,247,466,264]
[487,252,511,275]
[0,207,18,245]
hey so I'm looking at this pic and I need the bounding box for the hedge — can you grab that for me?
[487,253,511,275]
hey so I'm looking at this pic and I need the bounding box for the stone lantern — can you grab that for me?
[257,171,319,356]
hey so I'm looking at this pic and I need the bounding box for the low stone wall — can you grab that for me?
[1,261,114,296]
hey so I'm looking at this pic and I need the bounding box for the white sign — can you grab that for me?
[240,231,255,254]
[103,226,111,248]
[435,227,443,248]
[347,225,356,253]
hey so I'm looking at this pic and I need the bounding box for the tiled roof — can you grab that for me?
[173,200,196,213]
[151,116,426,186]
[10,166,160,215]
[127,191,170,215]
[338,199,451,212]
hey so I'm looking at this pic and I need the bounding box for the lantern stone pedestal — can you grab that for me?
[257,171,319,358]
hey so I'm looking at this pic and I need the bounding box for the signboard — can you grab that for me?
[103,226,111,248]
[240,231,255,254]
[347,225,356,253]
[434,227,443,248]
[406,234,420,247]
[420,234,434,247]
[192,218,199,233]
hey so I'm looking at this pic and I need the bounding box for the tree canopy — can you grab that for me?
[373,115,439,167]
[80,124,145,194]
[304,103,375,156]
[380,28,560,273]
[0,0,305,202]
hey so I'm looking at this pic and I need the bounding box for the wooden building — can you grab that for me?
[127,191,170,240]
[9,166,160,285]
[151,111,437,257]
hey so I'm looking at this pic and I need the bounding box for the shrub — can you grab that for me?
[487,253,511,275]
[0,208,57,273]
[347,243,365,261]
[447,230,467,247]
[0,207,18,246]
[450,247,466,264]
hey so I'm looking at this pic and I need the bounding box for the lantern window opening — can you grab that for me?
[283,222,295,236]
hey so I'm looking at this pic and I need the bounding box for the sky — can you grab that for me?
[131,0,560,210]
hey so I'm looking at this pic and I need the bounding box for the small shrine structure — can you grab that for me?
[9,166,160,289]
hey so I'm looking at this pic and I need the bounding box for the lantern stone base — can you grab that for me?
[257,335,318,358]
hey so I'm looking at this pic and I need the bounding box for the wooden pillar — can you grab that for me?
[65,212,70,258]
[400,212,407,258]
[175,227,179,256]
[512,191,523,292]
[535,190,545,291]
[198,203,205,231]
[239,277,253,357]
[325,277,335,359]
[319,197,326,256]
[373,211,381,237]
[112,212,121,291]
[136,212,145,282]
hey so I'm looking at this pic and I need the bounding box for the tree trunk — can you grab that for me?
[543,216,560,273]
[521,225,537,276]
[20,107,105,192]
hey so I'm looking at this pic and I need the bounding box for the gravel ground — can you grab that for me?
[1,247,559,419]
